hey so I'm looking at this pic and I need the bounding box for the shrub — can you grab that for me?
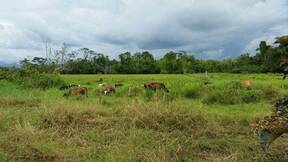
[0,68,65,90]
[202,80,267,105]
[0,68,9,80]
[198,75,212,86]
[40,107,99,137]
[262,86,282,101]
[183,87,202,99]
[128,86,143,97]
[1,126,62,161]
[225,81,242,89]
[143,90,176,102]
[143,89,155,101]
[120,102,207,133]
[240,90,263,103]
[203,89,241,105]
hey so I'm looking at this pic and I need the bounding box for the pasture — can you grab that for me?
[0,73,287,161]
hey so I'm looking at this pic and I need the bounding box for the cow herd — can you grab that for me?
[59,78,253,97]
[59,78,171,97]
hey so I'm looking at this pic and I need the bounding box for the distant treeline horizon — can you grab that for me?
[2,35,288,74]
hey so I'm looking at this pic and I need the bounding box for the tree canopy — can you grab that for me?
[13,35,288,74]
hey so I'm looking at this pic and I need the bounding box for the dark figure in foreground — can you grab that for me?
[254,97,288,161]
[258,115,288,152]
[144,82,170,93]
[258,116,288,162]
[63,87,88,97]
[59,84,80,90]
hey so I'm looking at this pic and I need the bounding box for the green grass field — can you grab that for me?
[0,74,287,162]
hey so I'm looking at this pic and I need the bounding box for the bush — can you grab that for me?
[40,107,99,137]
[143,89,176,102]
[199,76,212,85]
[183,87,202,99]
[202,81,263,104]
[143,89,155,101]
[262,86,282,100]
[225,81,242,89]
[0,68,9,80]
[203,89,241,105]
[127,86,142,97]
[0,68,65,90]
[240,90,263,103]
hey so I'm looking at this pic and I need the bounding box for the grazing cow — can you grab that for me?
[63,87,88,97]
[241,80,252,89]
[144,82,170,93]
[102,85,116,95]
[59,84,80,90]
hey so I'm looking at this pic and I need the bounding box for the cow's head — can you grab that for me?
[164,88,170,93]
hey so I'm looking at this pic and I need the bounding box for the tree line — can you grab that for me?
[18,35,288,74]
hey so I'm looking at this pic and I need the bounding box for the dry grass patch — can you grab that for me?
[0,96,40,108]
[0,124,64,162]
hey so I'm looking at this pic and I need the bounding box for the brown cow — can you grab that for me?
[241,80,252,89]
[102,85,116,95]
[102,83,124,95]
[144,82,170,93]
[63,87,88,97]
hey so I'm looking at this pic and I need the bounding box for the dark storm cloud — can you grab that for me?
[0,0,287,62]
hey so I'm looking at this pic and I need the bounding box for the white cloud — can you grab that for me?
[243,24,288,55]
[0,0,287,62]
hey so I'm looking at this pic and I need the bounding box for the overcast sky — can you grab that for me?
[0,0,287,63]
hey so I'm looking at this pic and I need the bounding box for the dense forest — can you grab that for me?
[6,35,288,74]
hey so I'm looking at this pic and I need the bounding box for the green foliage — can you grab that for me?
[13,35,288,74]
[0,68,65,89]
[203,88,241,105]
[262,86,282,100]
[202,81,274,105]
[183,87,202,99]
[0,74,287,161]
[240,90,263,103]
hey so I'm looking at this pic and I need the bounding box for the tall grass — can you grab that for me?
[0,74,287,161]
[0,68,65,89]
